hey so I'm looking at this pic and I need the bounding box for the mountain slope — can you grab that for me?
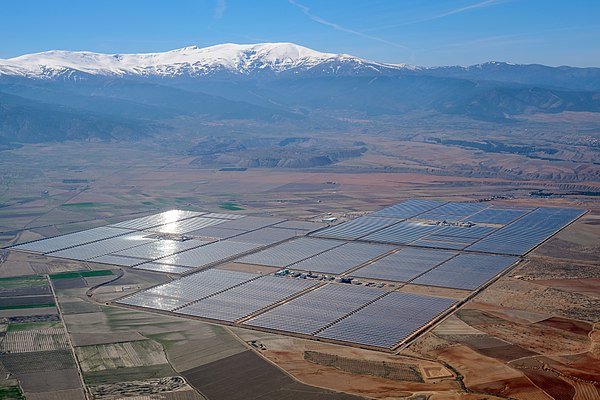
[424,62,600,91]
[0,91,151,142]
[0,43,409,80]
[0,43,599,144]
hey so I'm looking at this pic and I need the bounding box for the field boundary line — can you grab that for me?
[48,275,91,400]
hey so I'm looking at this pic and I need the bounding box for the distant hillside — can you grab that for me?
[0,43,599,144]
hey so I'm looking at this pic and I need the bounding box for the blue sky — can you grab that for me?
[1,0,599,66]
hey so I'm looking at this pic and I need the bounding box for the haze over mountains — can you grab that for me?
[1,42,599,143]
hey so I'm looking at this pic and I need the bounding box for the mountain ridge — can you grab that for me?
[0,42,411,79]
[2,43,599,82]
[1,42,599,144]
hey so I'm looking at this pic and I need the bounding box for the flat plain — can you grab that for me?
[0,132,598,399]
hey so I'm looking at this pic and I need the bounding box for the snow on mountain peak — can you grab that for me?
[0,42,411,79]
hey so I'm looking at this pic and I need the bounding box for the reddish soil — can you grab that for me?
[543,353,600,382]
[435,344,547,399]
[530,278,600,298]
[469,376,552,400]
[511,358,576,400]
[534,317,592,336]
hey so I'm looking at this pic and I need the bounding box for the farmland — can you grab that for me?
[0,138,598,399]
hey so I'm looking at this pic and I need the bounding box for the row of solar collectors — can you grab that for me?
[351,247,458,283]
[11,226,137,254]
[109,210,235,231]
[312,201,523,243]
[411,253,519,290]
[289,241,395,274]
[118,269,320,322]
[310,216,404,240]
[13,207,302,253]
[46,232,160,261]
[352,249,517,290]
[37,232,235,273]
[118,269,260,311]
[361,221,497,250]
[369,199,447,219]
[245,284,456,349]
[10,209,214,254]
[316,292,456,349]
[177,275,318,322]
[99,225,303,266]
[465,207,585,255]
[237,237,344,267]
[111,210,323,237]
[246,284,384,335]
[12,212,314,275]
[415,202,490,221]
[360,205,576,254]
[42,232,288,274]
[313,200,504,241]
[314,200,547,245]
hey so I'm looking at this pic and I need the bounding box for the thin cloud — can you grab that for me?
[435,0,507,19]
[213,0,226,19]
[288,0,410,50]
[365,0,509,32]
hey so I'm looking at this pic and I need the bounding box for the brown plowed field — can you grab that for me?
[182,350,364,400]
[511,358,576,400]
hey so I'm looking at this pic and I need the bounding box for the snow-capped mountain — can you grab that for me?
[1,42,599,145]
[0,42,412,79]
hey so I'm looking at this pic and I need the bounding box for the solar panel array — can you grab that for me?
[272,220,326,232]
[109,210,205,230]
[370,199,445,218]
[149,217,226,234]
[91,254,149,267]
[362,221,439,245]
[10,209,332,275]
[215,216,286,231]
[177,276,317,322]
[231,227,301,245]
[153,240,263,268]
[316,292,456,348]
[203,212,245,220]
[416,202,488,221]
[245,284,383,335]
[289,242,395,275]
[133,262,192,275]
[465,207,531,225]
[113,238,212,260]
[317,200,583,256]
[237,237,343,267]
[12,201,585,350]
[412,253,519,290]
[11,226,134,254]
[187,226,246,239]
[118,269,258,311]
[352,248,457,282]
[47,232,157,261]
[466,207,585,255]
[311,216,402,240]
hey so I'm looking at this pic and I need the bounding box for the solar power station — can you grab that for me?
[11,200,584,351]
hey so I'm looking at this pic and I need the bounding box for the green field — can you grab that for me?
[219,202,244,211]
[0,303,55,311]
[0,275,47,288]
[61,202,109,208]
[82,364,176,385]
[50,270,113,280]
[7,321,62,332]
[0,386,25,400]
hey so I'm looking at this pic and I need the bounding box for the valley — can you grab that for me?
[0,42,598,400]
